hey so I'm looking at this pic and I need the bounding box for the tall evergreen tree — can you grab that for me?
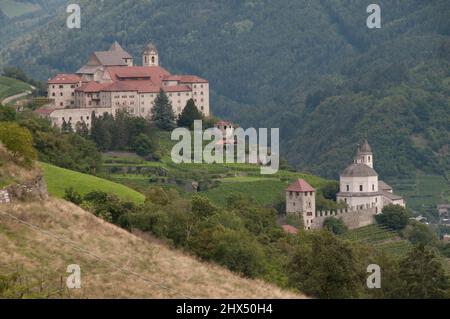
[61,119,69,133]
[112,110,128,150]
[75,121,89,139]
[177,99,203,129]
[151,89,176,131]
[90,112,111,150]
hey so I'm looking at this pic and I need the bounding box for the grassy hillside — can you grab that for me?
[41,162,145,204]
[0,76,32,101]
[0,198,303,298]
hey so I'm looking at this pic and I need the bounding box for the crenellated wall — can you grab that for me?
[311,207,377,230]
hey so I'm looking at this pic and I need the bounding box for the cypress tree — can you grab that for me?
[151,89,176,131]
[177,99,203,129]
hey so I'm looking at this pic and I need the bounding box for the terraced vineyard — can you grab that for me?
[388,174,450,211]
[100,133,330,206]
[0,76,32,101]
[340,224,413,257]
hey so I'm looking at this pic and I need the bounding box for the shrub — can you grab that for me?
[323,217,348,235]
[63,187,83,205]
[375,204,410,231]
[0,123,36,167]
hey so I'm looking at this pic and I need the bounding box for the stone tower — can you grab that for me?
[143,42,159,67]
[353,139,373,168]
[286,179,316,230]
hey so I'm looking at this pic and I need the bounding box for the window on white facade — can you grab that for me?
[360,185,363,192]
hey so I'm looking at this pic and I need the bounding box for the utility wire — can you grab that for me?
[0,209,191,299]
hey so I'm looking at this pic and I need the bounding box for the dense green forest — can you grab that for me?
[1,0,449,179]
[0,0,66,51]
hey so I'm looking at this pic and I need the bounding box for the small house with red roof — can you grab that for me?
[286,179,316,230]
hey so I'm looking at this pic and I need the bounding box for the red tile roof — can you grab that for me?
[163,74,208,83]
[162,85,191,93]
[34,108,55,116]
[286,179,315,193]
[101,80,155,92]
[76,81,109,93]
[99,80,191,94]
[282,225,299,234]
[106,66,170,85]
[48,74,81,84]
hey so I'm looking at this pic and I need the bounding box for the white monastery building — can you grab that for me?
[286,140,405,230]
[336,139,405,212]
[40,42,210,128]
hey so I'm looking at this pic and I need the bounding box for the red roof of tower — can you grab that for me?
[286,179,315,192]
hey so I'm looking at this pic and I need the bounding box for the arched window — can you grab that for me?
[368,156,371,162]
[151,56,155,64]
[360,185,363,192]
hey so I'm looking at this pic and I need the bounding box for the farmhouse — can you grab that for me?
[286,140,405,230]
[40,42,210,128]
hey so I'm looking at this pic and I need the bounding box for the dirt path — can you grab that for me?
[1,85,36,105]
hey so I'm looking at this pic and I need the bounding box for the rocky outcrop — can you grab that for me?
[0,176,48,204]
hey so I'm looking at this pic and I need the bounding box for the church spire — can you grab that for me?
[143,42,159,66]
[353,139,374,168]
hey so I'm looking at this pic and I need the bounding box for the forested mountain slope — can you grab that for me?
[2,0,449,178]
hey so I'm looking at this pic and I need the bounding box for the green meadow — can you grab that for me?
[41,162,145,204]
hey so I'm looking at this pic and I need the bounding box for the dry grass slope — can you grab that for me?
[0,143,41,188]
[0,198,303,299]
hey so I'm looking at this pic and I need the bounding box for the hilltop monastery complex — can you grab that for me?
[38,42,210,128]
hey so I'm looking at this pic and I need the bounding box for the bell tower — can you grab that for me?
[354,139,373,168]
[143,42,159,67]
